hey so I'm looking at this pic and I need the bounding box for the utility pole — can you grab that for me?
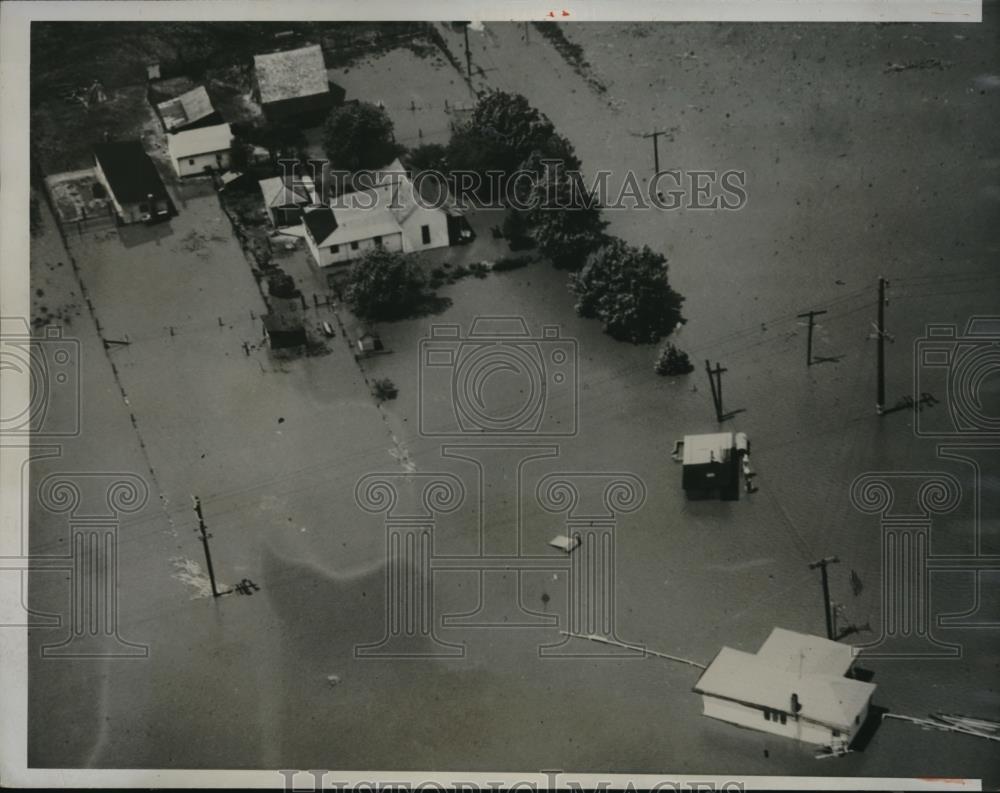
[797,309,827,367]
[642,130,666,174]
[809,556,840,640]
[869,276,892,415]
[705,360,727,422]
[463,22,472,78]
[192,495,223,598]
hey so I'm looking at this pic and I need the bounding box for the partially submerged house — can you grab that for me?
[252,44,336,122]
[693,627,876,751]
[258,174,318,227]
[299,159,455,268]
[369,159,453,253]
[155,86,220,133]
[93,141,173,225]
[262,313,307,350]
[673,432,742,500]
[167,123,233,178]
[301,204,403,268]
[263,271,307,351]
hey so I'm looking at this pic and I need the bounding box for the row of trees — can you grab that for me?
[439,90,686,346]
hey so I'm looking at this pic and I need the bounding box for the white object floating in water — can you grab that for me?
[549,534,580,553]
[326,674,341,687]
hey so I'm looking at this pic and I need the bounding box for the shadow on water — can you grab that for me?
[117,220,174,249]
[257,544,513,769]
[850,704,888,753]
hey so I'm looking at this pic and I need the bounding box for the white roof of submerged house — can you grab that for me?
[168,123,233,159]
[253,44,329,105]
[758,627,856,677]
[302,205,402,249]
[344,158,453,224]
[694,628,875,732]
[682,432,734,467]
[258,174,317,208]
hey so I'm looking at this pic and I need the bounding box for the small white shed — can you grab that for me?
[168,123,233,177]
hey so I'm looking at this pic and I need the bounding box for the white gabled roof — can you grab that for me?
[258,174,316,208]
[168,123,233,160]
[757,627,856,678]
[302,205,402,249]
[694,629,875,732]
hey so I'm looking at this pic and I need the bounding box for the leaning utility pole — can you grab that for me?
[463,23,472,78]
[705,360,727,422]
[642,129,666,174]
[797,309,827,367]
[192,495,223,598]
[809,556,840,640]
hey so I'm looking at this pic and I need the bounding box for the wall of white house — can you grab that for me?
[308,231,404,268]
[173,149,231,178]
[700,695,866,747]
[399,206,449,253]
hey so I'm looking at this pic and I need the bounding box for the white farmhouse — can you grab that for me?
[369,159,450,254]
[302,204,403,268]
[167,123,233,178]
[693,627,876,752]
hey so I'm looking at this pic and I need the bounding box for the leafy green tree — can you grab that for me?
[517,153,607,270]
[445,91,564,199]
[407,142,448,174]
[323,101,400,173]
[345,248,427,321]
[570,238,685,343]
[248,120,306,165]
[655,343,694,376]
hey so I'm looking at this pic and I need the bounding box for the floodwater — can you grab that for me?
[26,15,1000,784]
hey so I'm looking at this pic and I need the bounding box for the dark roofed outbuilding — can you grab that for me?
[93,141,173,225]
[252,44,341,122]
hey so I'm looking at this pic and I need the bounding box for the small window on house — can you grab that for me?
[421,224,431,245]
[351,241,359,251]
[374,235,382,247]
[189,158,195,165]
[779,712,787,725]
[832,729,840,737]
[856,715,861,725]
[331,244,340,254]
[763,710,771,722]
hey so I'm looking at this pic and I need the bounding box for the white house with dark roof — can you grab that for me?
[167,123,233,177]
[693,627,876,751]
[298,159,452,267]
[302,204,403,268]
[252,44,334,122]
